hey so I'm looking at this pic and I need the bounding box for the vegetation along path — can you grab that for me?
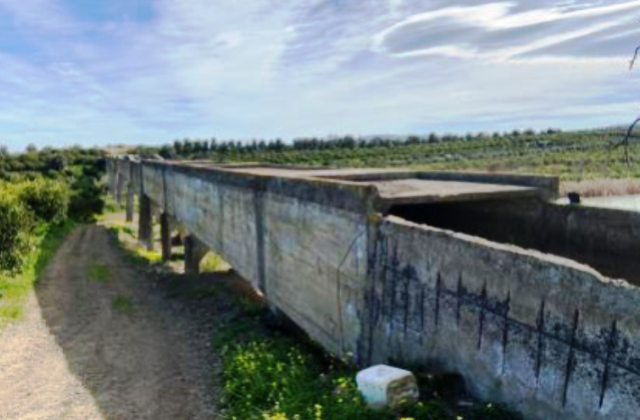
[0,224,223,419]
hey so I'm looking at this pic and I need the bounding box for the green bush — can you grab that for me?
[0,193,34,272]
[18,179,70,223]
[68,176,105,222]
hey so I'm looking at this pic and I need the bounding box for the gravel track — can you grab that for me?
[0,225,223,420]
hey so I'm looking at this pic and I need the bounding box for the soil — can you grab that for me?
[0,225,231,420]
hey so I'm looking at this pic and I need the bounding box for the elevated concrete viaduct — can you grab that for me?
[107,157,640,420]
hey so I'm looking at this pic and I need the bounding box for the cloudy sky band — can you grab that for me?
[0,0,639,150]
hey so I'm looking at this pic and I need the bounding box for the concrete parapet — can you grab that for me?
[361,215,640,420]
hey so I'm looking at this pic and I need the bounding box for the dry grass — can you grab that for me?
[560,178,640,198]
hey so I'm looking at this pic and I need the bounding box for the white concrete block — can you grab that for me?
[356,365,419,409]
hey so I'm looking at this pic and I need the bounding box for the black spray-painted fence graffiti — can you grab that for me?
[361,219,640,420]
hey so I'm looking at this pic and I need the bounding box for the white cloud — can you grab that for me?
[373,1,640,60]
[0,0,640,151]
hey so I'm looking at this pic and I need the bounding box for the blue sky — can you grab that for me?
[1,0,639,151]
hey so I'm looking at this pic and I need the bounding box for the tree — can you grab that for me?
[26,144,38,153]
[183,139,193,155]
[173,140,183,155]
[609,48,640,165]
[159,145,175,159]
[46,155,66,171]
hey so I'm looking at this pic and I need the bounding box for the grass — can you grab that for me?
[136,247,162,263]
[106,222,136,238]
[200,252,232,273]
[152,130,640,184]
[103,216,232,273]
[0,221,76,333]
[103,195,119,214]
[112,295,135,314]
[559,178,640,198]
[88,263,111,283]
[220,310,522,420]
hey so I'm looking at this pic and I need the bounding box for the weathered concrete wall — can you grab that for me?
[126,161,374,356]
[108,159,640,419]
[391,198,640,285]
[362,216,640,420]
[542,203,640,283]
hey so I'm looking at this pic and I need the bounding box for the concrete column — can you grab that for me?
[107,161,114,194]
[138,195,154,251]
[111,170,119,201]
[116,174,125,206]
[125,183,135,223]
[160,213,172,262]
[184,234,208,274]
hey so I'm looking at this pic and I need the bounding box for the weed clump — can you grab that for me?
[88,264,111,283]
[222,333,452,420]
[112,295,135,314]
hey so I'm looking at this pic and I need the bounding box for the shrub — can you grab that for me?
[18,179,70,223]
[68,176,105,222]
[0,193,34,272]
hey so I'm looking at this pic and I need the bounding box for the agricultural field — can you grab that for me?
[133,127,640,192]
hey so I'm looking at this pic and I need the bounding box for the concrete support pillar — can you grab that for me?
[107,162,114,194]
[184,234,208,274]
[125,183,135,223]
[111,170,119,201]
[116,174,125,206]
[160,213,172,262]
[138,195,154,251]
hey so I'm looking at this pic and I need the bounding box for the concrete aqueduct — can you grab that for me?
[108,157,640,420]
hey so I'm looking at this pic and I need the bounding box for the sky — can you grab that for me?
[0,0,639,151]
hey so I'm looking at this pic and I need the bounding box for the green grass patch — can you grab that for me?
[103,195,119,214]
[222,332,522,420]
[107,223,135,237]
[222,333,451,420]
[0,221,76,333]
[200,252,231,273]
[112,295,135,314]
[211,317,262,351]
[136,247,162,263]
[122,226,135,236]
[219,310,522,420]
[88,263,111,283]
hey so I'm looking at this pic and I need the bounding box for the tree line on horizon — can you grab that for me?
[147,128,566,160]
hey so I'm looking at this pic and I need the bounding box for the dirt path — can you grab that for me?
[0,225,223,420]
